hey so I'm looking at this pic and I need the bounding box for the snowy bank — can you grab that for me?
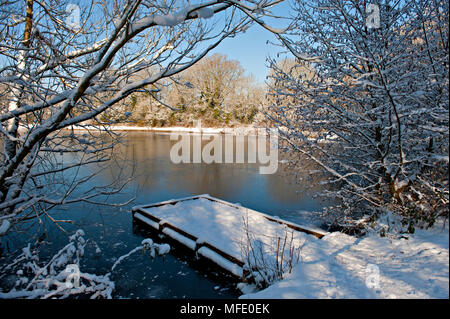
[240,222,449,299]
[66,125,260,135]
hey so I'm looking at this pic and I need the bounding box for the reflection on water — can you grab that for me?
[106,132,328,220]
[1,131,329,299]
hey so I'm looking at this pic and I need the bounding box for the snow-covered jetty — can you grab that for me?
[132,194,327,278]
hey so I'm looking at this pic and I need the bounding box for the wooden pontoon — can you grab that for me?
[132,194,327,278]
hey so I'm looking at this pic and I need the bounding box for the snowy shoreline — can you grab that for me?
[65,124,261,134]
[239,220,449,299]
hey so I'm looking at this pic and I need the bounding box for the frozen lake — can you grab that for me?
[1,131,329,298]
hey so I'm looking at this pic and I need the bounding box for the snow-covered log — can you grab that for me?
[0,229,169,299]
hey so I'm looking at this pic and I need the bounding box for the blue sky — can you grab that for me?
[211,1,293,84]
[212,23,281,84]
[0,1,293,85]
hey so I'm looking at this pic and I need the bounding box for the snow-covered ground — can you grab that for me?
[136,196,448,299]
[240,221,449,299]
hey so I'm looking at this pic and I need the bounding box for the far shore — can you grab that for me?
[65,124,263,134]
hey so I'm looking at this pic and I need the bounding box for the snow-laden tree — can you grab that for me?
[266,0,449,233]
[126,53,266,126]
[0,0,282,235]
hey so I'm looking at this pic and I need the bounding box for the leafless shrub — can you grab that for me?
[240,211,305,288]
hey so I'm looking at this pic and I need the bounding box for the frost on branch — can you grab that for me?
[0,220,10,236]
[196,7,214,19]
[154,9,188,27]
[110,238,171,272]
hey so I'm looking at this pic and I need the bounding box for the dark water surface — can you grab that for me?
[1,131,328,298]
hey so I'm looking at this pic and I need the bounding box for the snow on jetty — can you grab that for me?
[132,194,327,278]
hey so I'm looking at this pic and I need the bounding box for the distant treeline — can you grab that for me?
[101,54,266,127]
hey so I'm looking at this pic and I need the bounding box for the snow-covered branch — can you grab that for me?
[266,0,449,233]
[0,230,170,299]
[0,1,283,231]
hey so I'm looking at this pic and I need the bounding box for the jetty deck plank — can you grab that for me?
[132,194,327,277]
